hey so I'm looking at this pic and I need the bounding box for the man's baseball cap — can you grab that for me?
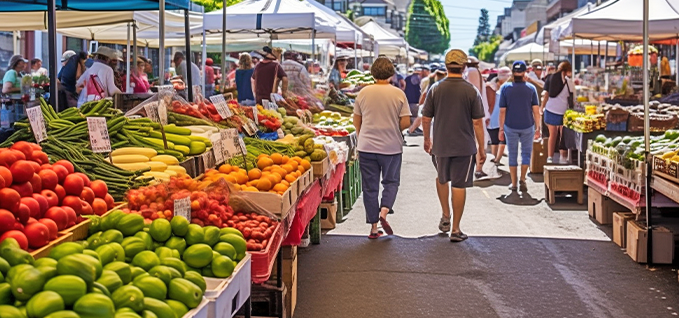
[445,49,467,67]
[530,59,543,70]
[61,50,76,62]
[512,60,527,73]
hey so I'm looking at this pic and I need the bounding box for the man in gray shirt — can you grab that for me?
[422,49,486,242]
[173,51,201,87]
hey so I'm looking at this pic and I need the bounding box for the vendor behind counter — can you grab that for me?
[2,55,27,95]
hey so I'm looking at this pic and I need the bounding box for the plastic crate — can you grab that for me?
[205,255,252,318]
[251,222,284,284]
[183,298,209,318]
[605,121,627,132]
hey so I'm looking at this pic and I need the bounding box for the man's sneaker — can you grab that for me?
[559,157,569,164]
[439,217,451,232]
[546,157,553,164]
[475,171,489,180]
[407,129,423,136]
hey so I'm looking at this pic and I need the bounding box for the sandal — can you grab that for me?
[450,231,468,242]
[379,217,393,235]
[368,230,384,239]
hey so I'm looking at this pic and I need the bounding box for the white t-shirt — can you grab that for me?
[32,68,48,77]
[354,84,411,155]
[545,77,574,115]
[76,61,122,107]
[177,60,201,86]
[527,71,544,87]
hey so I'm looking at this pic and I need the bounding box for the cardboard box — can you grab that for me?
[282,246,297,260]
[530,138,548,174]
[311,157,330,180]
[320,202,337,230]
[613,212,635,247]
[241,186,296,219]
[282,256,297,318]
[588,187,626,225]
[626,220,675,264]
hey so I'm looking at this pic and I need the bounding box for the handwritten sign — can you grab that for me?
[242,119,258,136]
[158,100,168,126]
[26,106,47,142]
[87,117,111,153]
[252,106,259,124]
[201,150,216,170]
[222,128,246,158]
[210,133,224,165]
[209,95,233,119]
[144,103,159,122]
[173,196,191,220]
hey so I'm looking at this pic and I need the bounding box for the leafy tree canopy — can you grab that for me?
[469,34,503,63]
[405,0,450,54]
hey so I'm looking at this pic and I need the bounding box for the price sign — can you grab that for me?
[144,103,160,122]
[87,117,111,153]
[237,137,247,156]
[210,133,224,164]
[269,94,279,110]
[242,119,258,136]
[201,150,216,170]
[276,128,285,139]
[209,95,233,119]
[252,106,259,124]
[221,129,242,159]
[26,106,47,142]
[158,100,168,126]
[158,85,174,93]
[173,196,191,220]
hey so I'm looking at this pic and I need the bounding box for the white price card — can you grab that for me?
[222,128,244,158]
[210,134,224,164]
[144,103,159,122]
[252,106,259,124]
[238,137,247,156]
[276,128,285,139]
[243,119,258,136]
[86,117,111,153]
[201,150,216,170]
[26,106,47,142]
[158,100,168,126]
[209,95,233,119]
[173,196,192,220]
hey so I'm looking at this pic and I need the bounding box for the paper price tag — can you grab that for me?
[173,197,192,220]
[276,128,285,139]
[221,128,242,159]
[252,106,259,124]
[209,95,232,119]
[158,101,168,126]
[243,119,258,136]
[26,106,47,142]
[210,134,224,164]
[144,103,160,122]
[201,150,216,170]
[237,137,247,156]
[87,117,111,153]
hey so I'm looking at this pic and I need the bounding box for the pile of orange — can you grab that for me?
[205,153,311,195]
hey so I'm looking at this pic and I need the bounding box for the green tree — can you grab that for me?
[405,0,450,54]
[191,0,242,12]
[469,34,503,63]
[474,9,490,46]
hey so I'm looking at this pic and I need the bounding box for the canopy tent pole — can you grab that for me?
[159,0,166,86]
[184,9,193,102]
[605,41,609,69]
[201,11,207,96]
[643,0,653,267]
[572,34,576,73]
[354,33,357,69]
[13,31,19,55]
[126,23,131,93]
[221,0,226,95]
[597,42,601,68]
[676,40,678,85]
[312,30,316,75]
[47,0,58,111]
[133,22,138,90]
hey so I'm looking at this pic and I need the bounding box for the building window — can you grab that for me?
[363,7,385,17]
[0,32,13,78]
[323,1,344,12]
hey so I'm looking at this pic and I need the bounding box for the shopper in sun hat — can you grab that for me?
[252,46,288,104]
[486,66,511,166]
[497,61,541,192]
[76,46,122,107]
[354,56,411,239]
[2,54,27,94]
[422,49,486,242]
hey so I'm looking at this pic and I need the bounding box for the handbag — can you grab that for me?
[85,74,106,102]
[565,79,574,109]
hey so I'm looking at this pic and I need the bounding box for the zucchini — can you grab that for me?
[148,131,192,146]
[162,125,192,136]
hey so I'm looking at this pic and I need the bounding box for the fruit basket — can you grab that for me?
[250,222,283,284]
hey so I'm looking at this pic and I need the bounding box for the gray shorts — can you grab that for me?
[431,155,476,188]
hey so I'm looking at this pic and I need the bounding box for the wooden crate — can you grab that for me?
[544,165,584,204]
[588,187,627,225]
[320,202,337,230]
[530,138,548,174]
[613,212,635,247]
[30,232,73,259]
[626,221,675,264]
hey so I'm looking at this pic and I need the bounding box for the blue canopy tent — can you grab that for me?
[0,0,196,109]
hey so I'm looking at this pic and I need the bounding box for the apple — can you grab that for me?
[9,160,34,184]
[12,222,24,231]
[61,206,77,227]
[26,217,37,224]
[54,160,74,174]
[90,180,108,199]
[32,194,48,215]
[80,187,95,205]
[0,209,16,232]
[24,222,50,248]
[80,201,93,216]
[52,165,69,184]
[38,218,58,240]
[44,207,68,230]
[16,203,30,224]
[104,193,115,209]
[92,198,108,216]
[61,196,82,215]
[29,173,42,193]
[38,169,58,190]
[11,182,33,198]
[63,174,84,196]
[40,190,59,207]
[0,230,28,250]
[0,188,21,213]
[74,173,91,187]
[54,185,66,203]
[20,197,41,219]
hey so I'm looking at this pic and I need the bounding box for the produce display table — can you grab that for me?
[565,128,662,167]
[651,172,679,205]
[586,175,679,215]
[282,180,323,246]
[322,162,346,198]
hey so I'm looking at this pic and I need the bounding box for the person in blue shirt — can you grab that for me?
[498,61,541,192]
[235,53,255,105]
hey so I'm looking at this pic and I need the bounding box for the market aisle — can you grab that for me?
[295,136,679,318]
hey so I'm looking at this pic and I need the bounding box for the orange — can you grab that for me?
[298,166,306,174]
[256,178,272,191]
[257,157,274,170]
[292,156,303,164]
[270,153,283,165]
[285,174,297,183]
[268,173,282,184]
[248,168,262,180]
[231,166,241,174]
[281,164,294,174]
[263,166,273,172]
[288,160,299,170]
[224,175,237,184]
[273,183,288,192]
[281,180,290,186]
[300,160,311,171]
[257,154,268,160]
[281,155,290,164]
[218,164,232,174]
[244,186,258,192]
[205,169,218,176]
[248,180,259,187]
[295,171,301,177]
[235,173,249,185]
[232,184,241,191]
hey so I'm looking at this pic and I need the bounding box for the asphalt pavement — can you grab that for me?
[294,135,679,318]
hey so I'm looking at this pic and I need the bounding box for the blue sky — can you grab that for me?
[442,0,514,51]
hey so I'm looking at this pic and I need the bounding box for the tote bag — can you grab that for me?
[85,74,106,102]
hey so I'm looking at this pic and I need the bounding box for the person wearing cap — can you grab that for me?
[327,55,348,90]
[30,58,48,77]
[235,53,255,104]
[109,51,125,91]
[419,63,438,93]
[252,46,288,104]
[203,58,216,97]
[75,46,122,107]
[2,55,27,94]
[486,66,511,166]
[497,61,541,192]
[173,51,201,87]
[129,57,151,94]
[281,51,311,96]
[353,56,411,239]
[422,49,486,242]
[61,50,76,67]
[58,51,88,107]
[541,61,574,164]
[527,59,544,89]
[464,56,492,180]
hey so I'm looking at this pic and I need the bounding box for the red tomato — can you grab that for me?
[0,188,21,213]
[80,201,93,216]
[54,160,74,174]
[61,206,77,227]
[90,180,108,199]
[92,198,108,216]
[38,218,58,240]
[0,151,17,168]
[80,187,95,205]
[0,166,12,185]
[44,207,68,230]
[53,185,66,203]
[29,173,42,193]
[20,197,41,220]
[52,165,69,184]
[61,196,83,216]
[104,194,115,209]
[0,230,28,250]
[24,222,50,248]
[32,194,48,216]
[38,169,58,190]
[31,151,48,165]
[63,175,84,196]
[11,182,32,198]
[10,160,35,184]
[0,209,16,232]
[9,150,25,161]
[10,141,34,160]
[40,190,59,208]
[74,173,91,187]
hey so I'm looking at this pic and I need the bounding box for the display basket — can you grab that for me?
[282,180,322,246]
[251,222,284,284]
[58,204,123,242]
[609,172,644,205]
[182,298,209,318]
[205,254,252,318]
[30,232,73,259]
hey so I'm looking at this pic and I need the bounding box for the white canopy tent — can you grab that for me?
[499,42,555,65]
[535,3,596,45]
[360,20,408,59]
